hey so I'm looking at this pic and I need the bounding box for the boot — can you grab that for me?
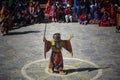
[59,71,67,75]
[48,68,54,73]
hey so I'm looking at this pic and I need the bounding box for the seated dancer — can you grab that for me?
[43,33,73,75]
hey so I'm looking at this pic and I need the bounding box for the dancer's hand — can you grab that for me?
[68,34,74,40]
[43,37,46,42]
[70,53,73,58]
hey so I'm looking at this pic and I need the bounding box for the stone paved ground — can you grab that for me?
[0,23,120,80]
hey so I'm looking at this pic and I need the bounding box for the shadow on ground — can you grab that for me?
[64,67,110,74]
[6,31,41,35]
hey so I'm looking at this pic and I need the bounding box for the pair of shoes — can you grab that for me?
[59,71,67,75]
[54,68,58,71]
[48,69,54,73]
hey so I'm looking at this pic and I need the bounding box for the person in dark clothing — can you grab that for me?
[56,5,65,22]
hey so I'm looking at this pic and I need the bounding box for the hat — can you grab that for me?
[67,4,70,7]
[53,33,61,40]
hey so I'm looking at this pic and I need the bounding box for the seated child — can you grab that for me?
[78,13,88,25]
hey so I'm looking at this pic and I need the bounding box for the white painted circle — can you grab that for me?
[21,58,102,80]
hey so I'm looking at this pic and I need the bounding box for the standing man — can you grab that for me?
[43,33,73,75]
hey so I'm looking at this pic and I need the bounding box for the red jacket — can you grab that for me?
[64,8,73,15]
[79,14,87,21]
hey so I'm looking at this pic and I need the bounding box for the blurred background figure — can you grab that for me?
[64,4,73,22]
[116,3,120,33]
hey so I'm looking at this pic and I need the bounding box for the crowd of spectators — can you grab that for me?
[44,0,73,22]
[45,0,120,26]
[0,0,44,35]
[0,0,120,35]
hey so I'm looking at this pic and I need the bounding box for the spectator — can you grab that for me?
[109,3,116,26]
[50,3,57,22]
[78,2,88,25]
[78,12,88,25]
[62,0,69,8]
[0,4,6,16]
[14,12,22,27]
[99,10,110,26]
[0,11,13,35]
[48,0,55,5]
[89,1,95,20]
[56,5,64,22]
[28,3,35,24]
[74,0,83,18]
[89,8,101,24]
[64,4,73,22]
[44,1,51,14]
[102,0,111,11]
[35,4,44,23]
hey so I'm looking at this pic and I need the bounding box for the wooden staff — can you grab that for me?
[43,23,47,59]
[43,23,47,38]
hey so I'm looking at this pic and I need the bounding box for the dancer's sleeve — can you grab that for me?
[62,40,73,55]
[44,40,51,58]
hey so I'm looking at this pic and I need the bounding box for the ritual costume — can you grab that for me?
[43,33,73,74]
[116,7,120,32]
